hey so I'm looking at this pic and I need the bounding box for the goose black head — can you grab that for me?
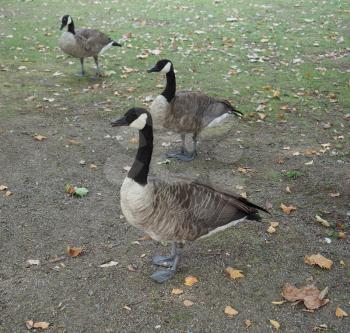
[60,15,72,30]
[147,59,173,74]
[111,108,152,130]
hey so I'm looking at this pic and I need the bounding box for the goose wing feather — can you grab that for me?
[167,91,235,133]
[75,29,111,53]
[149,177,262,240]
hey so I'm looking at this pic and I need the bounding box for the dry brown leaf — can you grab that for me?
[335,306,348,317]
[66,246,83,257]
[4,190,12,197]
[244,319,252,327]
[315,215,330,227]
[329,192,340,197]
[0,185,8,191]
[89,164,97,170]
[224,306,238,317]
[34,134,47,141]
[183,300,194,307]
[127,264,137,272]
[304,254,333,269]
[26,320,50,330]
[280,203,297,214]
[184,275,198,286]
[237,166,250,173]
[282,283,329,310]
[269,319,280,330]
[171,288,184,295]
[285,186,291,193]
[67,139,80,145]
[272,90,281,99]
[225,267,244,279]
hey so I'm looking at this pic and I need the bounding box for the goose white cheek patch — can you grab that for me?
[129,113,148,130]
[67,16,72,25]
[160,62,171,73]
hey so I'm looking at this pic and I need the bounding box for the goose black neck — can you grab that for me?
[128,124,153,186]
[161,69,176,102]
[67,21,75,34]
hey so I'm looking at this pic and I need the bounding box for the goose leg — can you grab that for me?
[93,56,101,77]
[152,243,177,267]
[151,243,183,283]
[175,134,197,162]
[76,58,85,76]
[166,134,187,158]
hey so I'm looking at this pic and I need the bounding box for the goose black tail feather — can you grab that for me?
[222,100,243,117]
[112,41,122,47]
[238,196,270,215]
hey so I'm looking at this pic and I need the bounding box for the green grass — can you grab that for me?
[0,0,349,131]
[284,170,303,179]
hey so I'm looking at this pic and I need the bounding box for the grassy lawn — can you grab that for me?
[0,0,349,332]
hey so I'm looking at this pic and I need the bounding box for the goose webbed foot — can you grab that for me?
[152,255,175,267]
[151,268,176,283]
[175,151,196,162]
[165,150,186,158]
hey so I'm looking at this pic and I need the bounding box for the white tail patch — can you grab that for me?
[199,217,247,239]
[130,113,148,130]
[160,62,172,73]
[100,41,114,54]
[207,113,229,128]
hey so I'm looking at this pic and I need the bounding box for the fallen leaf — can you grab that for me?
[329,192,340,197]
[171,288,184,295]
[0,185,8,191]
[272,90,281,99]
[285,186,291,193]
[99,260,118,268]
[123,305,131,311]
[269,319,280,330]
[315,215,330,227]
[74,187,89,197]
[138,234,152,241]
[225,267,244,279]
[304,254,333,269]
[244,319,252,327]
[66,246,83,257]
[26,259,40,266]
[4,190,12,197]
[184,275,198,286]
[224,306,239,317]
[282,283,329,310]
[280,203,297,214]
[34,134,47,141]
[89,164,97,170]
[271,300,286,305]
[183,300,194,307]
[67,139,80,145]
[127,264,137,272]
[26,320,50,330]
[335,306,348,317]
[65,183,75,195]
[129,137,139,144]
[237,166,251,173]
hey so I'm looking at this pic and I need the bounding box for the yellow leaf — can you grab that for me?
[183,300,194,307]
[270,320,280,330]
[34,134,47,141]
[304,254,333,269]
[335,306,348,317]
[267,225,276,234]
[271,300,286,305]
[244,319,252,327]
[272,90,281,99]
[67,139,80,145]
[224,306,239,317]
[280,203,297,214]
[184,275,198,286]
[171,288,184,295]
[33,322,50,329]
[315,215,330,227]
[66,246,84,257]
[225,267,244,279]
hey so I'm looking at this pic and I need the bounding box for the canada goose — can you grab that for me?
[111,107,268,283]
[147,59,242,161]
[59,15,121,76]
